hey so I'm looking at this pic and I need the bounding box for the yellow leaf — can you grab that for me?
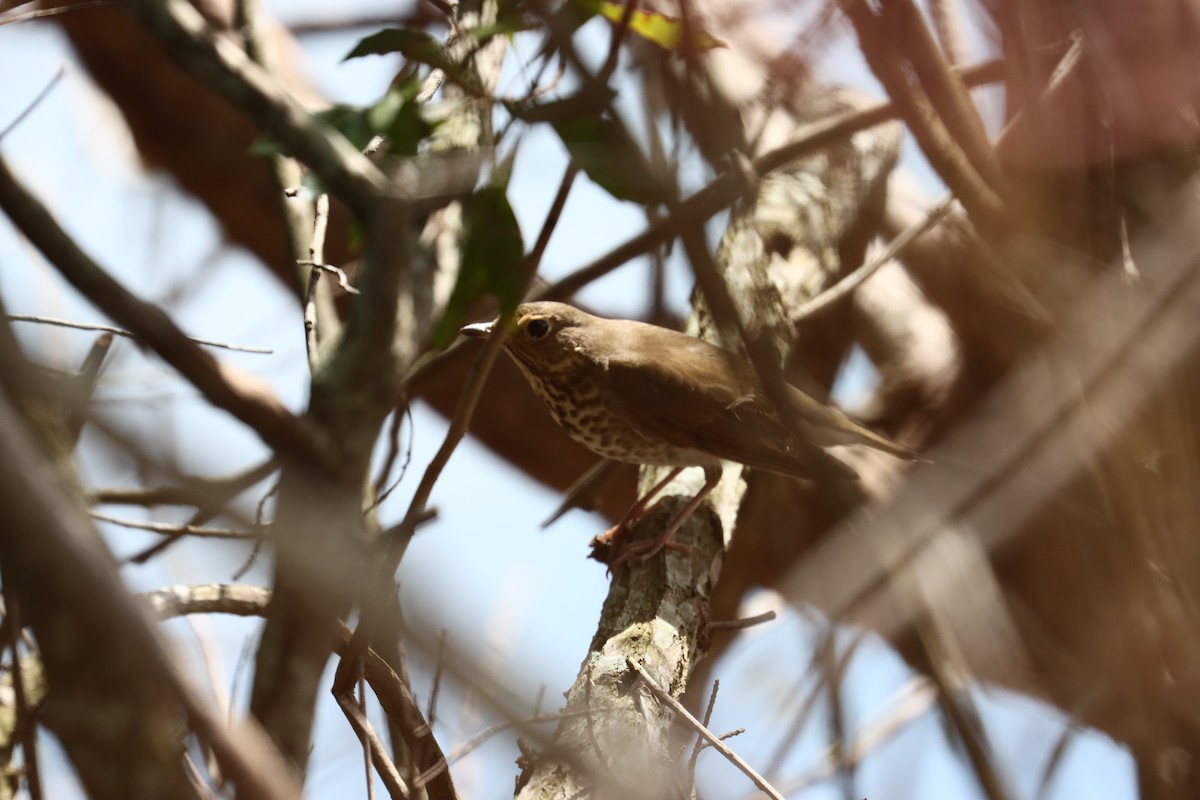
[598,3,727,51]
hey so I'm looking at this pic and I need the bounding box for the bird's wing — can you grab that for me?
[603,335,856,480]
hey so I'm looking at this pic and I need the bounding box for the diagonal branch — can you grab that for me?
[779,177,1200,674]
[538,58,1005,302]
[0,367,300,800]
[628,659,785,800]
[116,0,387,215]
[839,0,1008,230]
[0,154,331,468]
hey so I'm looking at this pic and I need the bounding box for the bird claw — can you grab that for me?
[610,537,693,569]
[593,530,693,573]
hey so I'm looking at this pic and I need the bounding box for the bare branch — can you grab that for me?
[90,511,260,541]
[707,610,777,633]
[8,313,273,353]
[116,0,387,214]
[0,67,63,140]
[627,659,785,800]
[791,196,955,322]
[335,689,410,800]
[0,379,299,799]
[537,58,1005,303]
[0,155,331,467]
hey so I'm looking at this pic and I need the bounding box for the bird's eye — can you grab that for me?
[525,318,550,339]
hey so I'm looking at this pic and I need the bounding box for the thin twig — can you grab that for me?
[229,480,278,578]
[335,182,534,689]
[0,67,64,141]
[118,0,387,214]
[923,622,1013,800]
[427,630,448,725]
[235,0,332,376]
[686,680,721,790]
[92,511,260,540]
[707,610,777,632]
[525,162,580,280]
[358,676,376,800]
[298,169,333,375]
[117,460,278,565]
[398,160,579,392]
[392,319,505,527]
[1035,718,1083,800]
[369,405,409,509]
[535,57,1005,304]
[401,59,1007,393]
[335,690,410,800]
[90,460,277,511]
[370,405,414,510]
[839,0,1006,229]
[0,1,115,27]
[298,259,360,295]
[928,0,968,67]
[303,191,340,366]
[597,0,639,86]
[1,588,43,800]
[627,659,785,800]
[884,0,1001,194]
[230,540,264,581]
[0,394,300,800]
[182,753,220,800]
[790,195,954,322]
[0,155,330,466]
[777,677,936,795]
[414,705,623,788]
[7,314,273,354]
[303,265,323,373]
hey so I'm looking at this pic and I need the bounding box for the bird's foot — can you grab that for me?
[588,466,716,571]
[608,535,693,570]
[588,496,663,557]
[590,519,693,571]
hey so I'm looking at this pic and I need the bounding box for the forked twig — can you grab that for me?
[628,659,785,800]
[335,688,410,800]
[8,314,273,354]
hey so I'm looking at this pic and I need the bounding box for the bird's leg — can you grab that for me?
[598,466,684,552]
[612,465,722,567]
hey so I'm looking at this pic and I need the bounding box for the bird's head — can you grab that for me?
[460,301,593,378]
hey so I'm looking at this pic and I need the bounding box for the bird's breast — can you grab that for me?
[520,367,708,467]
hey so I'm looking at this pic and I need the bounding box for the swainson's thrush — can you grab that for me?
[462,301,920,560]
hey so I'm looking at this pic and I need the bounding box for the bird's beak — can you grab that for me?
[459,320,495,339]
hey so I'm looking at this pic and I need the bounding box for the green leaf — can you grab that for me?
[551,110,665,205]
[568,0,603,18]
[344,28,450,67]
[315,104,376,151]
[469,0,536,42]
[343,28,481,93]
[367,80,435,156]
[249,104,374,162]
[597,2,727,51]
[431,185,525,347]
[509,95,663,203]
[248,133,287,157]
[250,77,434,166]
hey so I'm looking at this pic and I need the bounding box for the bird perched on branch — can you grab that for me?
[461,301,920,563]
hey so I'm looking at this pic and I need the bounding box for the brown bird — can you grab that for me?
[461,301,920,562]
